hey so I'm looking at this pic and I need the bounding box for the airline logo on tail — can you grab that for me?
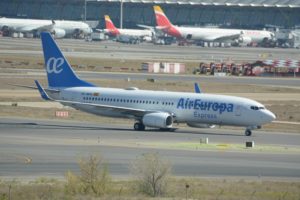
[153,5,172,27]
[104,15,120,36]
[46,57,64,74]
[153,6,182,38]
[41,32,95,88]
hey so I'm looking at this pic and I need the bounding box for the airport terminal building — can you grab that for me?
[0,0,300,29]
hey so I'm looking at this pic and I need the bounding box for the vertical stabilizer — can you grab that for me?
[153,6,182,38]
[153,5,172,27]
[41,32,95,88]
[104,15,120,36]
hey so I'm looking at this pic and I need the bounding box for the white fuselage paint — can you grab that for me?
[104,28,152,38]
[55,87,275,127]
[0,18,92,35]
[172,26,273,43]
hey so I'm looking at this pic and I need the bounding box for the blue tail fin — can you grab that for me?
[41,32,95,88]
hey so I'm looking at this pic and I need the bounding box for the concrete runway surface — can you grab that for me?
[0,37,300,62]
[0,118,299,180]
[2,69,300,88]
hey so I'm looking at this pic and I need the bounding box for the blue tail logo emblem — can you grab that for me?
[46,57,64,74]
[41,32,95,88]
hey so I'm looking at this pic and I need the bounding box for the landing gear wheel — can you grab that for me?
[134,122,145,131]
[245,129,252,136]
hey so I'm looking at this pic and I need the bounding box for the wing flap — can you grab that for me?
[60,99,147,117]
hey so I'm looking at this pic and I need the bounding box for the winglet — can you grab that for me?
[34,80,51,100]
[194,83,201,93]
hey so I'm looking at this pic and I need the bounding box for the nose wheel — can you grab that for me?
[245,129,252,136]
[134,122,145,131]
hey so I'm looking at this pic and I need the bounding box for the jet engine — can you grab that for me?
[1,25,10,36]
[187,122,215,128]
[238,36,252,45]
[73,28,84,39]
[142,112,173,128]
[52,28,66,38]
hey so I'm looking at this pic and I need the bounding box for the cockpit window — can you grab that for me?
[250,106,265,110]
[250,106,259,110]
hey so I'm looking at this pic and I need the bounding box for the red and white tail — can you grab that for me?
[153,5,172,27]
[153,6,182,38]
[104,15,120,36]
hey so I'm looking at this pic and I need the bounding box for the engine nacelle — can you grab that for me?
[238,36,252,45]
[52,28,66,39]
[187,122,215,128]
[142,112,173,128]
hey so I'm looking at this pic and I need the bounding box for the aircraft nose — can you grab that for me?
[265,110,276,122]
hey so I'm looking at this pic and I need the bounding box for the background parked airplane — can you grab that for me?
[154,6,274,45]
[0,17,92,38]
[35,32,275,136]
[104,15,153,43]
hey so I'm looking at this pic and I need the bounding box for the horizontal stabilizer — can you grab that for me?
[34,80,51,101]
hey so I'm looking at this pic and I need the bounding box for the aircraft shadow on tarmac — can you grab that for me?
[0,122,243,137]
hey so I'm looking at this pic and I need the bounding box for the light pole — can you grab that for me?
[120,0,123,29]
[84,0,87,22]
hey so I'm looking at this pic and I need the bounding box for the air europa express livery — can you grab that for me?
[35,32,275,136]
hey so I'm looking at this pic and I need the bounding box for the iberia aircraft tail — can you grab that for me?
[153,6,182,38]
[153,5,173,27]
[104,15,120,36]
[41,32,95,88]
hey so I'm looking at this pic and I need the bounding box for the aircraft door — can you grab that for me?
[235,105,242,116]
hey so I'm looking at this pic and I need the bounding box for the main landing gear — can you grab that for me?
[134,122,145,131]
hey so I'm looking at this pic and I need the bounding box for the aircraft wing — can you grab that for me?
[17,23,53,32]
[34,81,156,118]
[64,100,148,117]
[137,24,154,30]
[205,33,240,42]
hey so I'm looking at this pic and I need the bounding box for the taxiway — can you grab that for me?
[0,118,299,180]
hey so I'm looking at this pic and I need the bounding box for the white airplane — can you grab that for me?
[104,15,153,42]
[33,32,275,136]
[154,6,274,45]
[0,17,92,38]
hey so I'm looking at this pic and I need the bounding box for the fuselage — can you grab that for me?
[167,26,273,43]
[0,18,92,35]
[56,86,275,127]
[104,28,152,38]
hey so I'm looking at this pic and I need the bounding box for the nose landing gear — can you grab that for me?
[245,126,261,136]
[245,129,252,136]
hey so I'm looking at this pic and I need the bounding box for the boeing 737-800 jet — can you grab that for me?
[154,6,274,45]
[0,17,92,38]
[35,32,275,136]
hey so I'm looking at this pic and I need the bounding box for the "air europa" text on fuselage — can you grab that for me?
[177,98,234,114]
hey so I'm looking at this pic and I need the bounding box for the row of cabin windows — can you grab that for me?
[83,96,174,106]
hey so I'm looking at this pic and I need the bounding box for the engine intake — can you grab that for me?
[52,28,66,39]
[142,112,173,128]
